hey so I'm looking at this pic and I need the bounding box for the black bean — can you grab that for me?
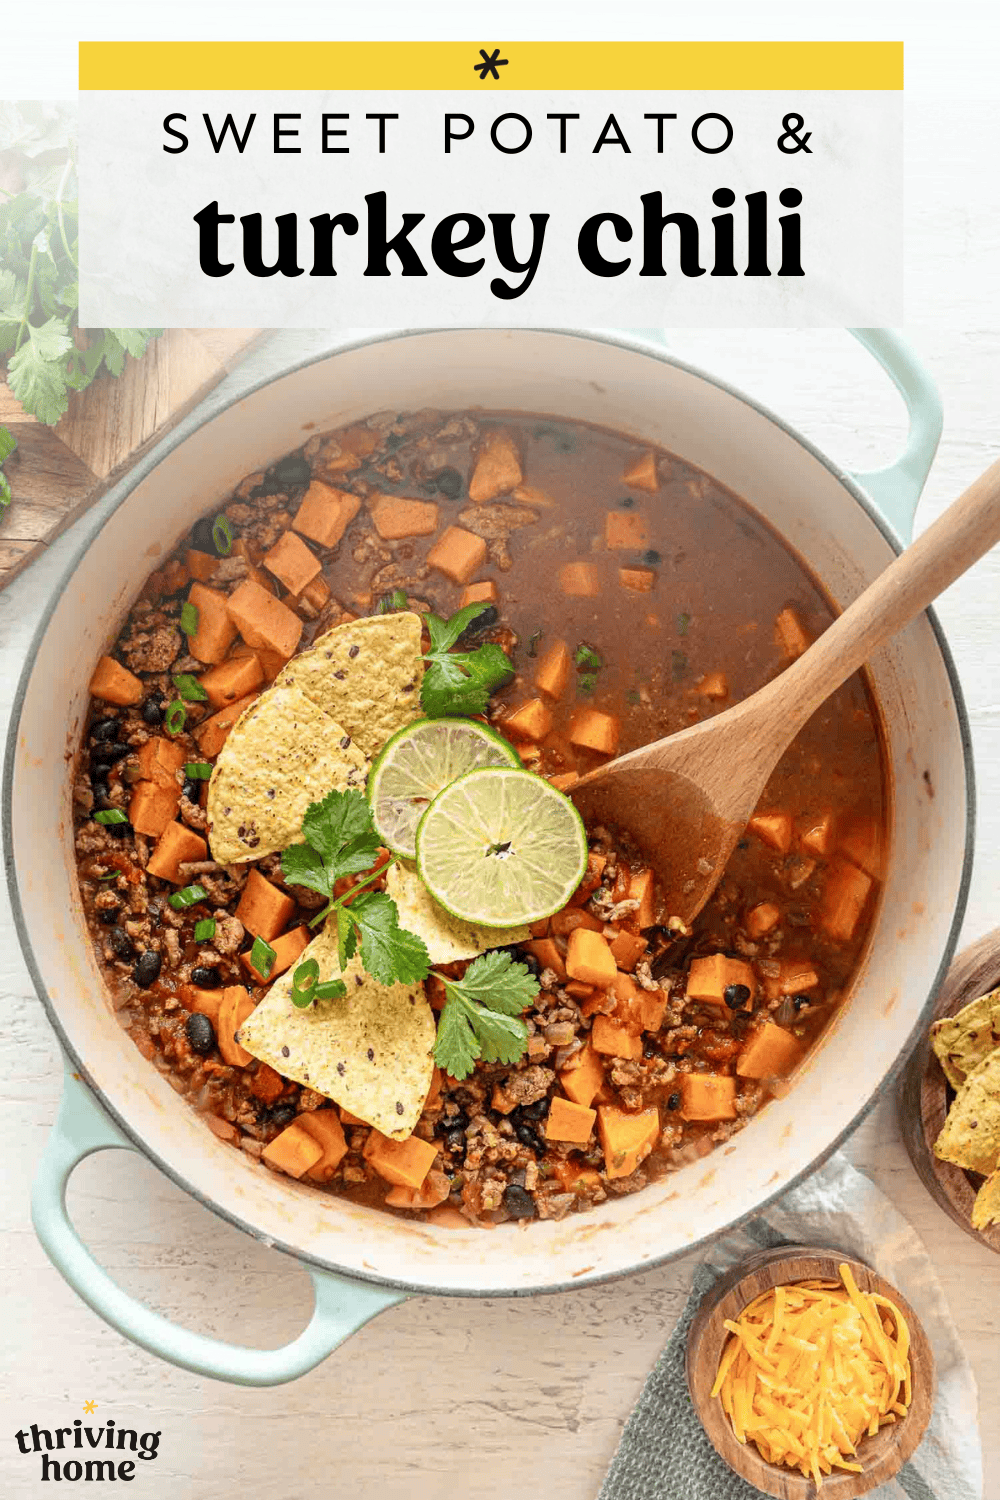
[486,943,540,978]
[89,716,119,743]
[191,517,217,553]
[272,453,312,487]
[503,1183,537,1220]
[268,1100,298,1127]
[736,839,750,851]
[519,1098,549,1123]
[191,965,221,988]
[435,467,463,499]
[182,779,200,802]
[724,983,752,1011]
[141,696,164,726]
[792,994,812,1012]
[643,1038,660,1058]
[455,605,498,645]
[667,1092,682,1111]
[446,1109,469,1132]
[619,495,635,509]
[133,950,163,988]
[90,779,110,806]
[107,821,133,840]
[91,742,130,768]
[185,1012,216,1055]
[444,1127,467,1155]
[515,1124,544,1154]
[108,927,136,961]
[643,549,662,566]
[98,905,120,925]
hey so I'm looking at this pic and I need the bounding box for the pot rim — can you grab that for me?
[2,326,976,1298]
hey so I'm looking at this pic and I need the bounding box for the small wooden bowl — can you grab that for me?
[686,1245,934,1499]
[899,926,1000,1253]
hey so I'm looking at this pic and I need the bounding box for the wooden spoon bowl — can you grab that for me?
[686,1245,934,1499]
[899,927,1000,1253]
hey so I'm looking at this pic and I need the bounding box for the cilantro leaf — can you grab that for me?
[336,904,358,971]
[6,326,71,424]
[421,603,515,719]
[281,842,332,899]
[302,787,375,868]
[351,890,430,986]
[464,1005,529,1065]
[432,950,539,1079]
[448,949,541,1015]
[425,601,492,654]
[434,996,481,1078]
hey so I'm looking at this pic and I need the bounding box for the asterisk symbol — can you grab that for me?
[83,1401,97,1415]
[474,48,507,81]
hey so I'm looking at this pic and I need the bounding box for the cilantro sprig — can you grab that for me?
[282,788,430,991]
[433,950,540,1080]
[421,602,514,718]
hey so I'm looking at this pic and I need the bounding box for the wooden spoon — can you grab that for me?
[571,455,1000,926]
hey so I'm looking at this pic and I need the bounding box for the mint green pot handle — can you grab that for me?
[33,1066,407,1385]
[846,328,943,543]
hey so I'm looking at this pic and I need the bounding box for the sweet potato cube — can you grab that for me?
[628,868,657,929]
[597,1105,659,1179]
[181,985,224,1023]
[559,1043,606,1110]
[685,954,756,1008]
[423,1066,443,1112]
[569,850,606,906]
[302,1110,349,1182]
[535,639,571,701]
[236,868,296,942]
[605,511,650,550]
[737,1022,804,1080]
[147,821,207,884]
[426,525,488,585]
[339,1107,367,1128]
[801,812,836,857]
[186,549,219,583]
[137,736,186,787]
[368,492,439,540]
[745,901,781,939]
[820,858,873,943]
[548,772,579,792]
[363,1131,437,1190]
[218,987,256,1068]
[566,929,617,989]
[640,992,667,1032]
[608,972,644,1033]
[226,579,303,660]
[241,925,310,984]
[591,1015,642,1060]
[695,671,729,700]
[526,938,567,982]
[504,697,553,743]
[839,816,883,880]
[293,480,362,548]
[775,606,811,659]
[610,931,648,971]
[89,655,143,706]
[199,653,265,710]
[679,1074,737,1122]
[263,530,322,596]
[262,1121,324,1179]
[546,1096,596,1144]
[460,580,498,608]
[550,906,604,938]
[568,707,619,757]
[748,811,793,854]
[558,561,601,597]
[298,574,332,615]
[231,641,289,683]
[194,691,260,758]
[468,429,522,502]
[249,1063,288,1105]
[550,1160,603,1192]
[129,781,182,838]
[622,451,659,492]
[618,567,656,593]
[187,583,239,665]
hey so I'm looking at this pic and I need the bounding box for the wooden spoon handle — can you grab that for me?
[764,453,1000,737]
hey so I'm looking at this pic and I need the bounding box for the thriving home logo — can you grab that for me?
[14,1416,160,1481]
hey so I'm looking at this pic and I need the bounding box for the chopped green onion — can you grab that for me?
[376,588,409,614]
[169,883,208,911]
[97,871,120,881]
[180,601,199,636]
[164,700,187,736]
[194,918,217,942]
[172,673,208,702]
[677,611,691,637]
[250,936,277,981]
[184,761,213,779]
[527,630,542,658]
[212,514,233,555]
[315,979,347,1000]
[290,957,319,1007]
[574,643,603,671]
[578,672,598,694]
[94,809,128,825]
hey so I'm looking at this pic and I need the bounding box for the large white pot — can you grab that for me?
[5,329,973,1384]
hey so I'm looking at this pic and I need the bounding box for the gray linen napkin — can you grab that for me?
[598,1152,981,1500]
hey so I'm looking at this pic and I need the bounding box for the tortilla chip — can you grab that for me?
[386,862,530,964]
[206,685,367,863]
[933,1049,1000,1176]
[237,921,435,1140]
[972,1167,1000,1232]
[274,612,424,759]
[930,988,1000,1091]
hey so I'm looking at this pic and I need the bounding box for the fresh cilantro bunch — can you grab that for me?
[421,601,514,717]
[433,950,541,1080]
[281,788,430,993]
[0,102,161,425]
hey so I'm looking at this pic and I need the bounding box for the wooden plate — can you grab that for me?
[899,926,1000,1253]
[686,1245,934,1499]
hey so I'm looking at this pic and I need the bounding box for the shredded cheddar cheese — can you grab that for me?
[711,1263,912,1489]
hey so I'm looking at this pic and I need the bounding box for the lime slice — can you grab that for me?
[415,766,588,926]
[368,717,521,858]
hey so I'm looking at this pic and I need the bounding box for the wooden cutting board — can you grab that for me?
[0,327,263,591]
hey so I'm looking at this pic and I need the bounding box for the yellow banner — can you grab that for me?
[79,40,903,91]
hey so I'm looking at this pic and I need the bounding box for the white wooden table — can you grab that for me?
[1,328,996,1499]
